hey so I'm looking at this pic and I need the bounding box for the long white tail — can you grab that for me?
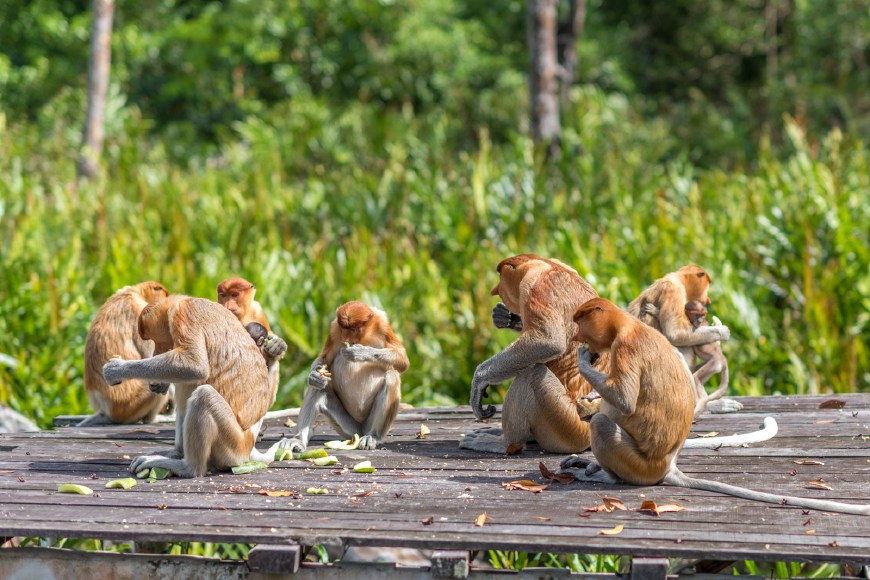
[682,416,778,448]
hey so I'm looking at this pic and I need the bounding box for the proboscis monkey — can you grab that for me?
[102,296,289,477]
[460,254,610,455]
[216,277,287,394]
[560,298,870,515]
[628,265,741,414]
[643,300,729,416]
[286,301,408,452]
[79,281,174,427]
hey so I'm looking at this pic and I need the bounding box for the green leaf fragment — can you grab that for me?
[306,487,329,495]
[292,448,328,460]
[149,467,171,480]
[105,478,137,489]
[353,461,375,473]
[231,461,269,475]
[135,468,151,479]
[310,455,339,466]
[58,484,94,495]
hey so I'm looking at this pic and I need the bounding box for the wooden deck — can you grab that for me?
[1,394,869,577]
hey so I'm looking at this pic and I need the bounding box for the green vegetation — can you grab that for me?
[1,1,868,571]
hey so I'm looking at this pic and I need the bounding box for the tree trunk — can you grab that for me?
[527,0,560,150]
[78,0,114,181]
[559,0,586,106]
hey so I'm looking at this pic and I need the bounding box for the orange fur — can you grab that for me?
[81,281,171,425]
[217,277,270,332]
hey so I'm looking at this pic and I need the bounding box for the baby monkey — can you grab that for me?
[644,299,728,416]
[287,301,409,452]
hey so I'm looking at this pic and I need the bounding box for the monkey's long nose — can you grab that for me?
[490,284,500,297]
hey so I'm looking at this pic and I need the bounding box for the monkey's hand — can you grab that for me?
[274,437,306,454]
[149,382,171,395]
[576,346,596,370]
[710,325,731,342]
[470,373,497,420]
[102,358,129,386]
[492,303,523,332]
[262,334,288,360]
[343,344,381,362]
[642,302,660,317]
[307,367,331,391]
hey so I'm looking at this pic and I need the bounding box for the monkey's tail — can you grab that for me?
[692,367,729,416]
[664,469,870,516]
[682,416,777,448]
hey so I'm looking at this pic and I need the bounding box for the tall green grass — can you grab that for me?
[0,87,867,427]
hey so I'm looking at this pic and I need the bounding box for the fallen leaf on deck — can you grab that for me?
[416,424,431,439]
[506,443,524,455]
[539,462,575,484]
[421,516,434,525]
[829,540,839,547]
[502,480,550,493]
[694,432,719,438]
[259,490,296,497]
[533,516,551,521]
[284,417,296,428]
[639,500,686,515]
[806,530,816,535]
[584,497,627,513]
[156,504,168,510]
[475,512,493,527]
[805,481,833,491]
[818,399,846,409]
[793,460,825,466]
[599,524,624,535]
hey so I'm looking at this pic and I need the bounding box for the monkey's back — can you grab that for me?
[616,322,694,459]
[84,288,154,414]
[183,298,272,431]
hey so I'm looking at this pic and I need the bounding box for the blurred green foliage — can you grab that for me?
[0,1,868,427]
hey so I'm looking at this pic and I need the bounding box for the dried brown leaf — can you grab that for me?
[533,516,551,521]
[639,500,686,516]
[284,417,296,428]
[502,480,550,493]
[602,497,627,511]
[421,516,434,525]
[599,524,624,535]
[806,481,833,491]
[793,460,825,466]
[806,529,816,535]
[818,399,846,409]
[539,462,575,484]
[475,512,493,527]
[259,490,297,497]
[506,443,524,455]
[156,504,168,510]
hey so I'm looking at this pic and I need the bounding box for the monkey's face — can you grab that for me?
[217,282,254,319]
[491,255,544,313]
[679,266,712,305]
[572,298,619,352]
[684,301,708,328]
[137,281,170,304]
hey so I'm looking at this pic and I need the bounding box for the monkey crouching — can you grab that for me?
[287,301,409,452]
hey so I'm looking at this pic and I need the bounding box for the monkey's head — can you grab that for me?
[136,281,170,304]
[217,277,255,319]
[491,254,548,312]
[678,265,712,305]
[335,301,375,343]
[138,299,175,355]
[572,297,623,353]
[684,300,708,328]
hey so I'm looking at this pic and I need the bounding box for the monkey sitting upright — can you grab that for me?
[286,301,409,452]
[559,297,870,515]
[216,277,288,393]
[79,281,174,427]
[643,299,729,416]
[102,296,290,477]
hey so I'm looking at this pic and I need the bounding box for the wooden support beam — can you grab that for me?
[630,557,669,580]
[247,544,301,574]
[430,550,470,578]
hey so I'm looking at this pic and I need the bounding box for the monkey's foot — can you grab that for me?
[358,435,379,450]
[276,438,306,454]
[706,398,744,414]
[130,455,195,478]
[559,454,593,471]
[459,429,512,454]
[129,448,181,472]
[561,465,617,484]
